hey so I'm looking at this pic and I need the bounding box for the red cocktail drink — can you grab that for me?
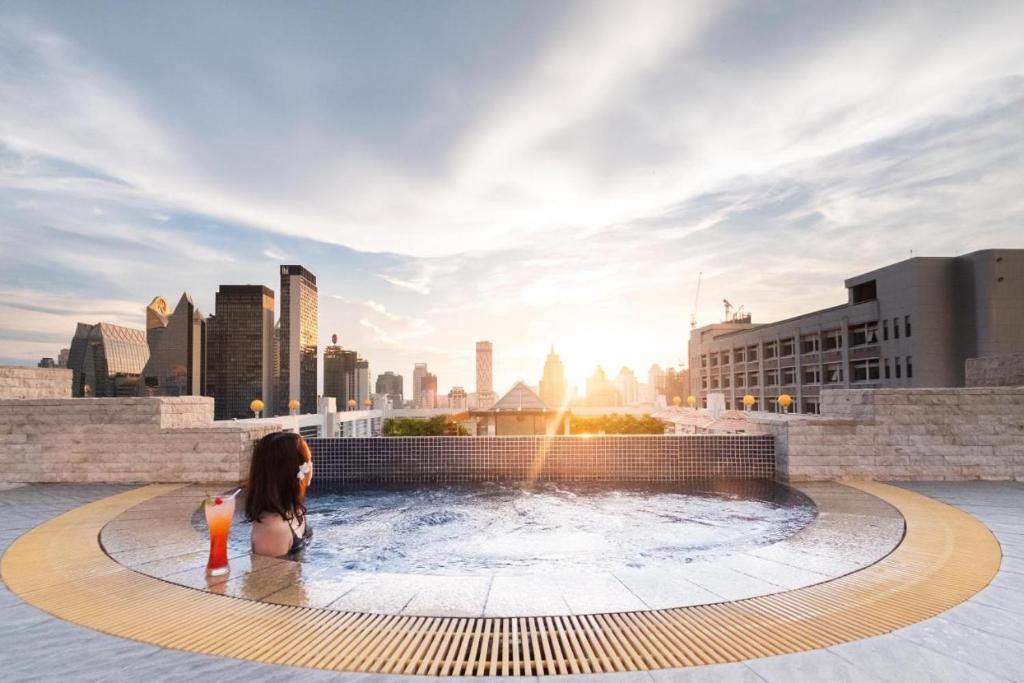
[205,494,236,576]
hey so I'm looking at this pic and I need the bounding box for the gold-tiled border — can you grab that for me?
[1,482,1001,676]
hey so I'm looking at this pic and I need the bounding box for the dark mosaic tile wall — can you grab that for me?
[307,435,774,484]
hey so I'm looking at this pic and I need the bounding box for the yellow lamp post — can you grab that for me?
[346,399,357,411]
[742,394,755,410]
[288,398,300,416]
[672,395,682,407]
[249,399,264,419]
[363,399,372,409]
[686,395,697,409]
[778,393,793,413]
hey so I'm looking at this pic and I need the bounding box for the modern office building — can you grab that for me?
[37,357,56,368]
[206,285,275,420]
[648,364,666,401]
[538,346,567,410]
[613,366,640,405]
[57,348,69,368]
[139,293,206,396]
[663,366,689,402]
[475,341,496,409]
[375,371,404,407]
[421,372,438,409]
[68,322,150,397]
[448,386,468,410]
[412,362,428,407]
[585,365,621,407]
[277,265,318,415]
[323,334,357,408]
[355,358,370,407]
[689,249,1024,413]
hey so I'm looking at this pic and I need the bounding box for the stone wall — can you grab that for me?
[966,353,1024,387]
[0,366,72,400]
[754,388,1024,481]
[308,435,775,485]
[0,397,280,484]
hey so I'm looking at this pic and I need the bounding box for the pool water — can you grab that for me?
[282,481,815,576]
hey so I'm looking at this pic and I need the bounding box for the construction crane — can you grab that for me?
[689,272,703,329]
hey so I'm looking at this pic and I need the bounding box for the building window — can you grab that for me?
[764,341,777,359]
[734,348,745,363]
[781,367,796,385]
[721,350,730,365]
[766,396,778,412]
[747,346,758,362]
[709,353,718,367]
[801,335,820,354]
[748,372,759,387]
[851,359,881,382]
[803,367,821,384]
[801,398,820,415]
[883,320,889,341]
[825,363,843,384]
[905,315,912,337]
[850,323,879,347]
[851,280,877,303]
[895,357,902,378]
[884,359,890,380]
[701,354,707,368]
[765,369,779,386]
[823,330,843,351]
[735,373,745,387]
[701,376,708,389]
[907,356,913,378]
[723,376,730,388]
[780,338,794,357]
[893,317,900,339]
[711,377,719,389]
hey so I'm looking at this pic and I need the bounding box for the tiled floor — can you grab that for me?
[0,481,1020,681]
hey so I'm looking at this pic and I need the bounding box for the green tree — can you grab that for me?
[382,416,468,436]
[569,414,666,435]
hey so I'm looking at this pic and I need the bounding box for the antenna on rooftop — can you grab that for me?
[723,299,732,321]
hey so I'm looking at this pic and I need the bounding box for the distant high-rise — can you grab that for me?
[375,371,404,407]
[613,367,640,405]
[57,348,69,367]
[206,285,275,420]
[421,372,438,409]
[648,364,666,400]
[356,358,370,407]
[585,365,622,407]
[476,341,496,409]
[277,265,318,415]
[448,386,468,410]
[323,334,357,408]
[139,293,206,396]
[538,346,567,409]
[37,357,56,368]
[413,363,428,407]
[68,322,149,397]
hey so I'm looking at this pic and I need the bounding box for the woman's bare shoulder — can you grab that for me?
[251,512,292,556]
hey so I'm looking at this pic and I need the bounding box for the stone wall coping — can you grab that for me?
[0,396,214,406]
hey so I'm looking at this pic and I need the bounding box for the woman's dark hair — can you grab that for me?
[245,431,309,525]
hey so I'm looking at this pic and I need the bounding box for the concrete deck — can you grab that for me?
[0,481,1021,681]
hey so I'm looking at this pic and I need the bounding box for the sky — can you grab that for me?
[1,0,1023,395]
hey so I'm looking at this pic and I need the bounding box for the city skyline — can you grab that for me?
[2,2,1024,392]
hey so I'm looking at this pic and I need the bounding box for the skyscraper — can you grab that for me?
[648,364,666,401]
[413,362,427,407]
[68,322,150,397]
[448,386,468,410]
[139,293,206,396]
[57,348,69,368]
[538,346,567,409]
[375,371,403,407]
[476,341,496,409]
[585,365,621,407]
[355,358,370,407]
[613,366,640,405]
[323,334,358,408]
[277,265,318,415]
[421,372,438,408]
[206,285,275,420]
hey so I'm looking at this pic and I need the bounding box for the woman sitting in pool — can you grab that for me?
[245,431,314,557]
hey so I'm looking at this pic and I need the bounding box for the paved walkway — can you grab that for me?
[0,481,1021,682]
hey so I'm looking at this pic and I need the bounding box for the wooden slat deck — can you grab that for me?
[0,482,1001,676]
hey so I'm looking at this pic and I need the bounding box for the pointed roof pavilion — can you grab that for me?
[492,381,549,412]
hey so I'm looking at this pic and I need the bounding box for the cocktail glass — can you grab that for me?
[205,493,237,576]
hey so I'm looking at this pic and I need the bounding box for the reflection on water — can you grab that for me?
[264,480,817,576]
